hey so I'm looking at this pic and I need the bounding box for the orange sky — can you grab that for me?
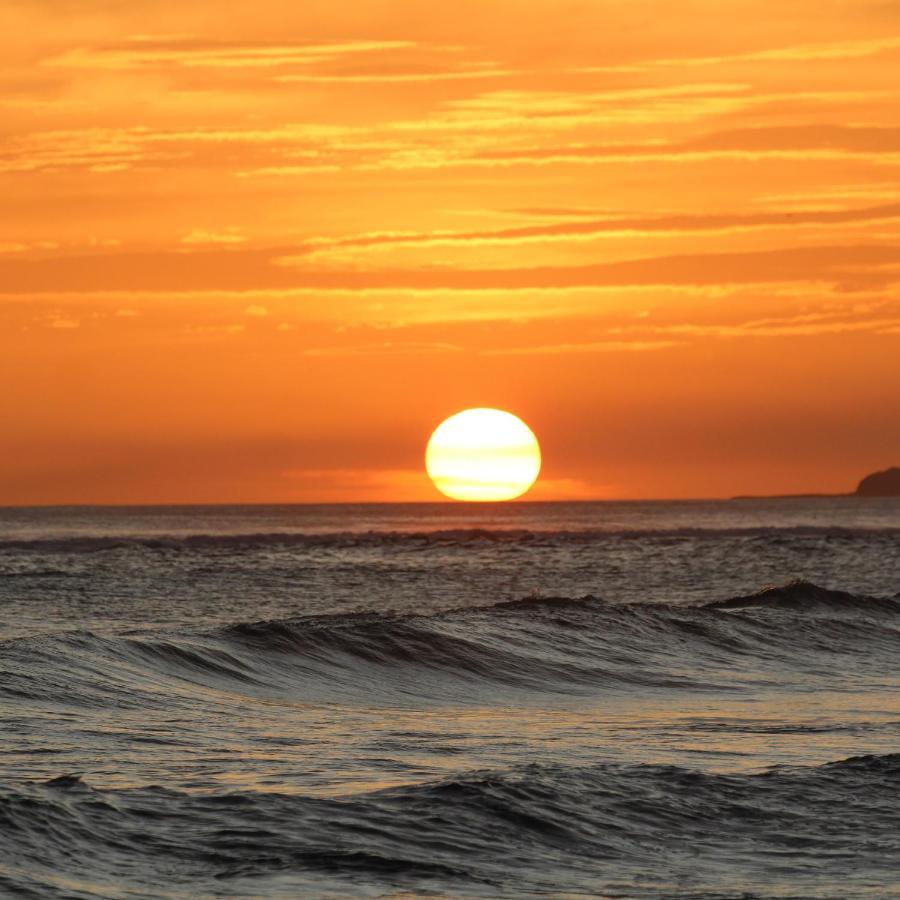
[2,1,899,503]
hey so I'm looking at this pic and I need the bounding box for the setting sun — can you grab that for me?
[425,408,541,501]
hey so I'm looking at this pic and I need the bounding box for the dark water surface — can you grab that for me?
[1,500,899,897]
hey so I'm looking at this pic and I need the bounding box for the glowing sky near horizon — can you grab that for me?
[1,1,899,503]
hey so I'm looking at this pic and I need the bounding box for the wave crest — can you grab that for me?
[705,579,900,613]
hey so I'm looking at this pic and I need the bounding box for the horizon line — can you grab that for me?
[0,493,861,510]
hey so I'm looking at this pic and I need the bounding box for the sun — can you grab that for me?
[425,408,542,501]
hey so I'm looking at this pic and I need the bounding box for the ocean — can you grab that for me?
[1,499,899,898]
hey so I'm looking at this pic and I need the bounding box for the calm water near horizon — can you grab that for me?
[3,495,900,539]
[2,498,899,897]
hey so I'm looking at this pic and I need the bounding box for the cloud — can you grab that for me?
[304,341,463,356]
[3,243,900,296]
[466,125,900,169]
[276,66,517,85]
[45,39,418,70]
[296,201,900,259]
[486,340,682,355]
[582,36,900,74]
[436,83,750,118]
[181,228,246,245]
[7,113,897,181]
[232,119,900,178]
[647,316,900,339]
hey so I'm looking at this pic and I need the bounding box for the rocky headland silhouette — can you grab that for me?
[855,466,900,497]
[734,466,900,499]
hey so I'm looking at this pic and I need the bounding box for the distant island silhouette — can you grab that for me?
[734,466,900,499]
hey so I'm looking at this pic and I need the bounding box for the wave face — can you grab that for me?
[218,581,900,697]
[2,755,899,898]
[4,581,900,711]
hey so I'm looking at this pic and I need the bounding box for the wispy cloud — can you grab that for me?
[587,35,900,72]
[275,66,517,85]
[486,340,682,355]
[650,316,900,338]
[604,304,900,341]
[3,243,900,295]
[462,124,900,171]
[181,228,246,245]
[294,202,900,260]
[46,39,419,70]
[304,341,463,356]
[6,114,898,181]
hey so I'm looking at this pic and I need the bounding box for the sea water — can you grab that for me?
[1,499,899,897]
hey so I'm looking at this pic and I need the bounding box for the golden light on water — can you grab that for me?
[425,408,542,501]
